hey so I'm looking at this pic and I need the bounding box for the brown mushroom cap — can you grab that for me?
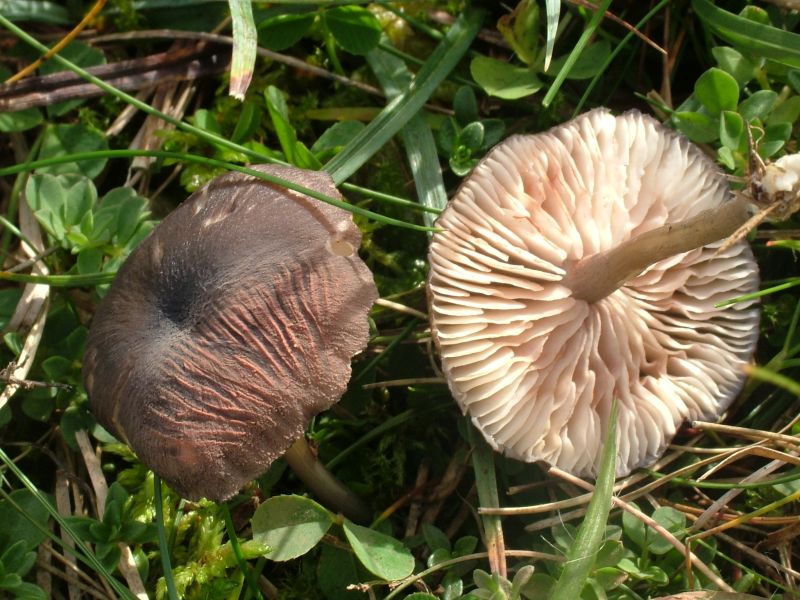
[428,109,760,477]
[84,165,377,501]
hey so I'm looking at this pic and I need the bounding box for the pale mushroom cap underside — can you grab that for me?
[428,108,760,477]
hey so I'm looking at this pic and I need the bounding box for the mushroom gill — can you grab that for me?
[428,109,760,477]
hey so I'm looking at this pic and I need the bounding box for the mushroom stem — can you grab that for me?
[283,437,371,524]
[562,194,752,303]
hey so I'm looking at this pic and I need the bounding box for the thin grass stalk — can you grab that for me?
[154,475,179,600]
[222,504,264,600]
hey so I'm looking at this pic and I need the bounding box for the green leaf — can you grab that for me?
[317,544,361,600]
[649,507,686,555]
[405,595,439,600]
[7,581,47,600]
[453,535,478,556]
[672,111,719,143]
[459,122,485,151]
[40,356,72,380]
[342,520,414,581]
[427,547,451,568]
[520,573,555,599]
[251,495,332,561]
[693,0,800,69]
[60,405,94,450]
[549,401,618,600]
[453,86,479,126]
[421,523,451,553]
[0,1,70,25]
[228,0,257,99]
[622,504,647,550]
[718,145,736,170]
[0,490,50,552]
[37,124,108,178]
[497,0,539,67]
[788,69,800,93]
[1,541,36,576]
[711,46,756,85]
[0,108,43,133]
[231,101,263,144]
[511,565,535,598]
[258,11,315,51]
[323,6,381,56]
[762,121,792,156]
[695,67,739,114]
[767,95,800,125]
[712,46,756,84]
[265,85,299,163]
[26,172,97,246]
[738,89,778,120]
[191,108,222,135]
[0,573,22,589]
[594,539,625,569]
[720,110,744,151]
[470,55,543,99]
[311,121,365,160]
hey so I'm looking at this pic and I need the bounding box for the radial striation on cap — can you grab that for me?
[428,109,760,477]
[84,165,377,501]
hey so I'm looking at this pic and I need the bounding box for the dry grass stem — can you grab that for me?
[75,431,148,598]
[691,421,800,452]
[374,298,428,320]
[0,166,50,412]
[362,377,445,389]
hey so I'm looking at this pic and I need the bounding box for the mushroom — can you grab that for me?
[428,108,761,477]
[83,164,378,517]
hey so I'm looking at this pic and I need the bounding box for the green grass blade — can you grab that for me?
[746,364,800,397]
[366,45,447,227]
[542,0,611,108]
[223,504,264,600]
[543,0,561,72]
[467,423,506,576]
[228,0,257,99]
[154,475,179,600]
[549,400,618,600]
[0,271,116,286]
[715,278,800,307]
[323,7,484,185]
[693,0,800,68]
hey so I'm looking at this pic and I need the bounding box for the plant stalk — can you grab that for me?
[283,437,371,524]
[561,195,752,303]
